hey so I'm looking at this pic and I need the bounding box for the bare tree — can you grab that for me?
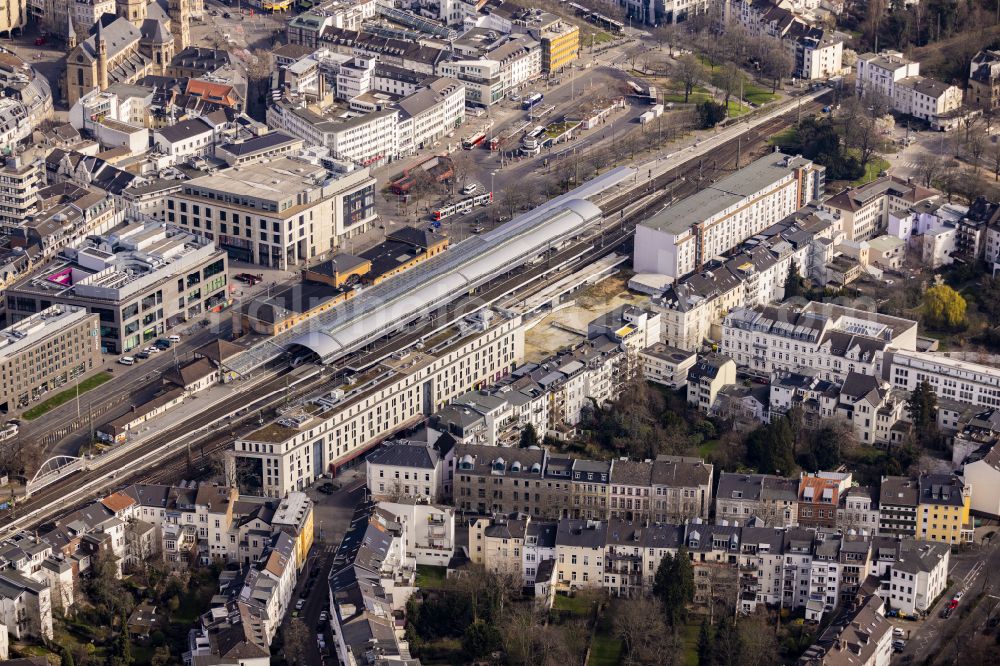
[674,54,703,103]
[283,619,312,666]
[915,152,943,187]
[757,36,793,92]
[968,128,987,171]
[449,151,474,194]
[713,62,742,110]
[989,139,1000,181]
[613,597,673,665]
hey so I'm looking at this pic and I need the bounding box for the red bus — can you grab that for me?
[462,133,487,149]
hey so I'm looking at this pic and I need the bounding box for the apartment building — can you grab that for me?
[649,206,840,350]
[469,512,528,573]
[228,316,524,497]
[554,519,606,590]
[715,472,800,527]
[721,302,918,383]
[650,456,714,521]
[639,343,697,388]
[968,49,1000,111]
[8,182,120,263]
[0,156,42,233]
[917,473,972,544]
[878,476,918,538]
[729,0,843,80]
[165,155,376,268]
[885,349,1000,409]
[5,225,227,354]
[837,487,880,535]
[823,176,937,242]
[885,540,950,616]
[687,353,737,412]
[962,441,1000,518]
[634,152,824,279]
[798,472,853,529]
[366,433,455,502]
[377,501,455,567]
[0,306,100,415]
[856,51,963,130]
[799,588,893,666]
[0,571,52,642]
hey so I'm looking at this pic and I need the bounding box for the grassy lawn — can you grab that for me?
[769,126,799,147]
[23,372,113,421]
[590,31,615,45]
[743,82,778,106]
[171,581,217,625]
[851,156,891,186]
[587,632,623,666]
[415,565,448,589]
[727,101,751,117]
[678,619,702,666]
[696,439,721,460]
[554,593,595,617]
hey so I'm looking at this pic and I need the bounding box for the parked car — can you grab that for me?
[135,351,150,360]
[223,11,232,18]
[893,628,905,637]
[34,37,46,46]
[168,334,181,343]
[155,338,171,349]
[461,182,479,195]
[295,599,305,611]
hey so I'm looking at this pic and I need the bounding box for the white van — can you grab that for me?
[168,334,181,343]
[119,356,135,365]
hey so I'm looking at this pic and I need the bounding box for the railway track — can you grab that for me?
[4,93,828,521]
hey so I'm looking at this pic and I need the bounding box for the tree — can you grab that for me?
[783,261,805,300]
[109,615,133,666]
[283,619,312,665]
[519,423,538,448]
[711,618,742,666]
[906,379,939,448]
[916,152,943,187]
[737,612,779,666]
[697,618,713,666]
[757,36,793,92]
[150,647,171,666]
[807,420,854,470]
[652,548,695,626]
[613,597,671,666]
[712,62,742,109]
[922,283,967,329]
[675,54,703,103]
[462,620,501,659]
[697,101,727,128]
[745,415,796,475]
[60,645,75,666]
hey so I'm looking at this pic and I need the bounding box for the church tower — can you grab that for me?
[117,0,147,27]
[65,12,76,52]
[96,20,109,91]
[168,0,190,52]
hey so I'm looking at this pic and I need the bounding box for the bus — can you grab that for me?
[522,93,543,110]
[462,133,487,149]
[431,192,493,221]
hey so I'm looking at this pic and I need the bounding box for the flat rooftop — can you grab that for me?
[182,157,329,200]
[642,152,810,236]
[0,306,93,361]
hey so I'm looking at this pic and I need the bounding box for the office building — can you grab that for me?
[0,306,100,415]
[165,155,376,268]
[5,225,227,353]
[885,349,1000,409]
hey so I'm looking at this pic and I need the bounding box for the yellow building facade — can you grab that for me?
[541,23,579,73]
[917,474,973,545]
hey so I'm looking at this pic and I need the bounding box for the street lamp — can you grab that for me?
[490,172,496,227]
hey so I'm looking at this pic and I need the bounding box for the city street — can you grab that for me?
[281,470,367,666]
[895,530,1000,663]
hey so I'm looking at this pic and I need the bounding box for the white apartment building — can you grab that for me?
[885,349,1000,409]
[634,152,824,279]
[377,501,455,567]
[649,206,841,351]
[165,155,377,268]
[0,156,42,233]
[266,99,399,167]
[226,316,524,496]
[487,37,541,92]
[639,343,697,388]
[396,77,466,155]
[856,51,963,130]
[438,59,504,107]
[794,30,843,81]
[883,540,949,616]
[721,302,918,383]
[366,438,450,502]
